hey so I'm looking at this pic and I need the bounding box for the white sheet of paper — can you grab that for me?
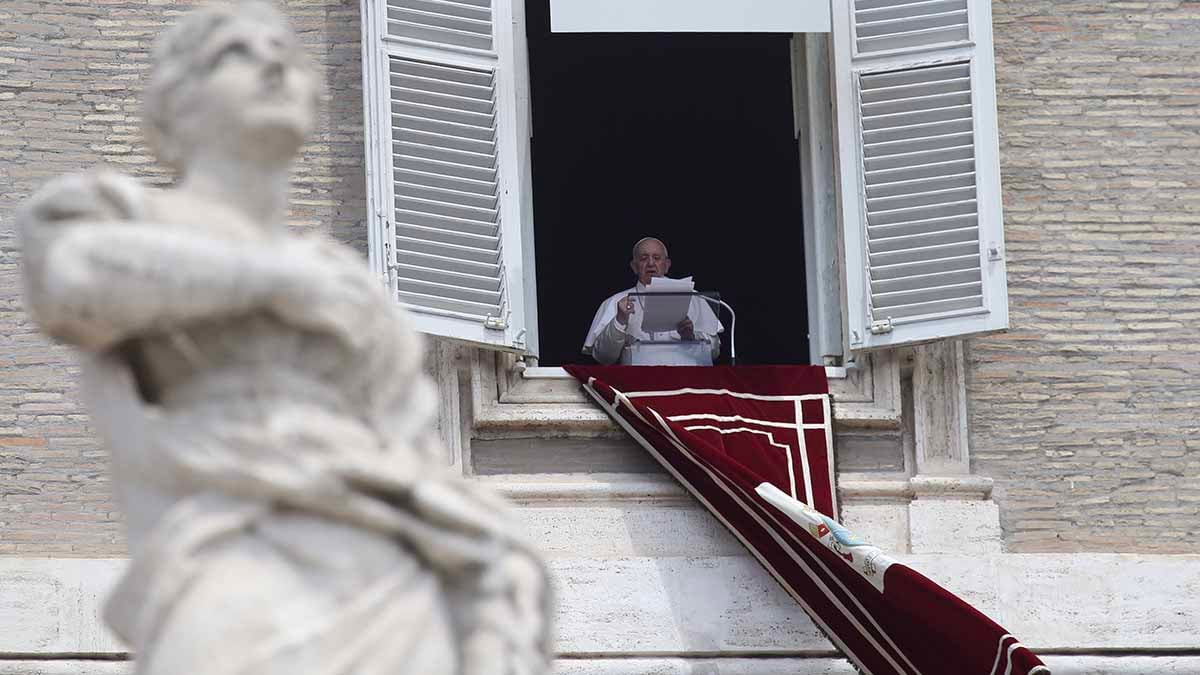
[640,276,694,334]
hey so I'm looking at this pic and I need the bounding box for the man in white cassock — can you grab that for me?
[583,237,723,365]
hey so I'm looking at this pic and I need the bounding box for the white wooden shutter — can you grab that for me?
[831,0,1008,351]
[361,0,532,352]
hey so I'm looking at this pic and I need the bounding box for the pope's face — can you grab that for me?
[631,240,671,286]
[174,17,319,166]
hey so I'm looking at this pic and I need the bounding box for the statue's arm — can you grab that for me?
[24,223,296,350]
[19,174,379,351]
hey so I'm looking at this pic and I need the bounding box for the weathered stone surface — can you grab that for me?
[970,0,1200,553]
[4,553,1199,657]
[0,558,125,654]
[2,656,1199,675]
[0,665,132,675]
[517,504,744,559]
[909,499,1003,555]
[839,502,909,554]
[553,657,1200,675]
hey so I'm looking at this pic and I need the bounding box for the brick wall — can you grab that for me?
[0,0,366,555]
[970,0,1200,552]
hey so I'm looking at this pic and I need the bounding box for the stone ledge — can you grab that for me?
[0,664,131,675]
[556,656,1200,675]
[910,474,994,500]
[480,474,918,505]
[479,357,902,433]
[2,655,1199,675]
[3,554,1198,656]
[481,474,690,504]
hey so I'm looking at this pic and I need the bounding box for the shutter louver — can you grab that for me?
[391,57,507,320]
[387,0,494,51]
[854,0,969,54]
[861,62,983,320]
[832,0,1007,350]
[363,0,533,351]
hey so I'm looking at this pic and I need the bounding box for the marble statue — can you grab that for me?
[17,3,552,673]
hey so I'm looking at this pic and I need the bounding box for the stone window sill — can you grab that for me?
[517,365,849,380]
[472,352,901,435]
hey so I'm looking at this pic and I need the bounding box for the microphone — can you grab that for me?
[696,292,736,366]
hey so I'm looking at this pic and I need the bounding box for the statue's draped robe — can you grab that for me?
[20,173,550,675]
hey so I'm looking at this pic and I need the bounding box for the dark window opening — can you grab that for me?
[526,0,810,366]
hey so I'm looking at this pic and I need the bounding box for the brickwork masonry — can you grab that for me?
[970,0,1200,552]
[0,1,366,555]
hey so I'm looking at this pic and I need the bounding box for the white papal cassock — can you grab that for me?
[583,281,724,365]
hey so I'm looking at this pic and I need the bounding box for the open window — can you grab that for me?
[360,0,1008,362]
[524,10,813,366]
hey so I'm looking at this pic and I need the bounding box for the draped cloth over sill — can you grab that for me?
[565,365,1050,675]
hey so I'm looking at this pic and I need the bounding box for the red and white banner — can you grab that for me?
[565,365,1048,675]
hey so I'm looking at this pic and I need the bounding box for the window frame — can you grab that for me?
[506,27,847,366]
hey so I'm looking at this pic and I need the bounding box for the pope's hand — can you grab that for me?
[616,295,635,325]
[677,317,695,341]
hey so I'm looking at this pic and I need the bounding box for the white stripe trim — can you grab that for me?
[634,388,834,511]
[823,395,838,517]
[584,378,932,673]
[1004,640,1022,675]
[990,634,1016,675]
[688,448,918,675]
[586,379,915,675]
[625,387,829,402]
[664,401,833,510]
[583,380,878,673]
[682,425,799,499]
[794,399,815,509]
[644,405,915,675]
[668,412,827,430]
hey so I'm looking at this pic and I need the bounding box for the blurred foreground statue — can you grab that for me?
[17,3,551,673]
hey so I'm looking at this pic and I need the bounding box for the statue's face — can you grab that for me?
[173,14,319,166]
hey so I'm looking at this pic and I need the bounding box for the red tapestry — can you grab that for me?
[565,365,1048,675]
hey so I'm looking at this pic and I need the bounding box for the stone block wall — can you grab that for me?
[0,0,366,556]
[970,0,1200,552]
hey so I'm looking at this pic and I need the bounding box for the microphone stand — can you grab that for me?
[625,291,737,365]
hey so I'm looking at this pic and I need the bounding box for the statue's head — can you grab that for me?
[143,2,322,173]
